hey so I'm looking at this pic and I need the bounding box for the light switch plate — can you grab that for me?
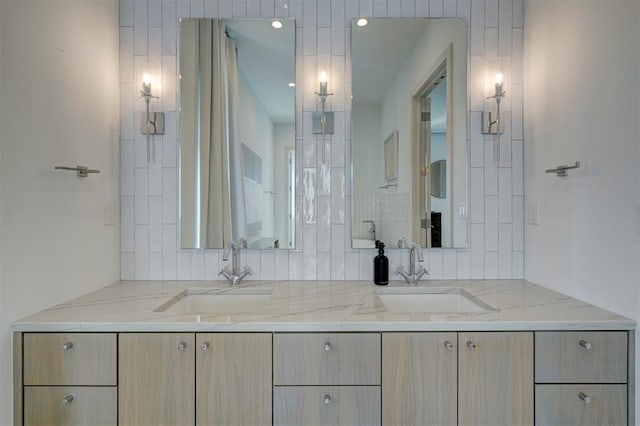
[527,202,540,225]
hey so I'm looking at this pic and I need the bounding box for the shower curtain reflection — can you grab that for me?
[180,19,245,249]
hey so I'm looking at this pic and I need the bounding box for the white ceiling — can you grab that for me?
[226,19,295,124]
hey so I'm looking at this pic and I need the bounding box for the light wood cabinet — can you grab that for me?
[274,333,380,385]
[274,386,381,426]
[458,332,534,426]
[274,332,381,425]
[536,384,627,425]
[382,332,457,426]
[534,331,629,425]
[196,333,272,425]
[118,333,196,426]
[21,333,117,426]
[24,387,116,426]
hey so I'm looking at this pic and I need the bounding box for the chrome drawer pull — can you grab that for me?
[323,394,331,406]
[178,341,187,351]
[61,342,74,351]
[324,342,332,352]
[62,395,74,406]
[578,339,592,350]
[578,392,591,404]
[201,342,210,351]
[466,340,477,349]
[444,341,454,350]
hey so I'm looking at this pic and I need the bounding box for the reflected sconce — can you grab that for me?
[312,70,334,135]
[482,73,506,134]
[140,73,165,163]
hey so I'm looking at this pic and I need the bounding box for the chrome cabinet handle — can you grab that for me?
[324,342,332,352]
[323,394,331,406]
[201,342,210,351]
[178,341,187,351]
[579,339,592,350]
[578,392,591,404]
[61,342,74,351]
[62,395,74,406]
[444,341,454,350]
[466,340,477,349]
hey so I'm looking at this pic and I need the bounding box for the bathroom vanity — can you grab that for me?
[12,280,635,426]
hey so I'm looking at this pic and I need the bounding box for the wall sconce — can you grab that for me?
[482,73,506,134]
[140,73,165,163]
[312,70,334,135]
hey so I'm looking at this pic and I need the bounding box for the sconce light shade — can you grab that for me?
[312,70,334,134]
[482,72,505,134]
[140,74,165,136]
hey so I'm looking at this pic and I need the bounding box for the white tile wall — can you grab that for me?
[120,0,525,281]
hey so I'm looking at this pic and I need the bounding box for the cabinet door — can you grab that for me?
[119,333,195,426]
[24,386,116,426]
[274,386,380,426]
[535,384,626,426]
[458,332,533,426]
[196,333,272,425]
[382,332,457,426]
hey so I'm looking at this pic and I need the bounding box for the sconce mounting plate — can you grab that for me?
[140,112,165,135]
[481,111,504,135]
[312,111,334,134]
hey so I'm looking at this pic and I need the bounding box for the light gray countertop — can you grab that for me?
[11,280,635,332]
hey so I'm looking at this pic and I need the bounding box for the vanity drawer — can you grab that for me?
[274,333,381,385]
[24,386,117,426]
[535,384,626,425]
[273,386,381,426]
[535,331,627,383]
[23,333,117,385]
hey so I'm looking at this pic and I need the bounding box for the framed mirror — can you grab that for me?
[351,18,468,249]
[179,18,295,249]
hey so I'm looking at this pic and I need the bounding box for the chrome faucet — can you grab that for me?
[363,220,376,240]
[219,237,252,286]
[397,242,428,285]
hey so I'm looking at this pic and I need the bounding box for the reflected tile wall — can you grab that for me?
[120,0,525,281]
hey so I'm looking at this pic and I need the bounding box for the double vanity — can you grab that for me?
[12,279,635,425]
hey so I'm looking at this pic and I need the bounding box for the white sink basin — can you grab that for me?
[377,287,496,313]
[154,287,273,315]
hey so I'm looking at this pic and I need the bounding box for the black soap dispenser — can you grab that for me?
[374,240,389,285]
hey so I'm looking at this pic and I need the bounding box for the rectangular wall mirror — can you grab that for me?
[179,18,295,249]
[351,18,468,249]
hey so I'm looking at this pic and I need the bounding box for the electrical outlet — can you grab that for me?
[527,202,540,225]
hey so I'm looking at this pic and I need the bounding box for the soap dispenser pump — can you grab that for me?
[374,240,389,285]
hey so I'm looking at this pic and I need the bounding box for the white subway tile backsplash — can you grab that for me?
[484,196,499,251]
[484,251,498,279]
[498,168,512,222]
[190,249,205,279]
[498,0,512,56]
[443,0,456,18]
[121,196,135,251]
[429,0,443,18]
[232,0,246,17]
[485,0,498,27]
[121,252,135,279]
[177,250,191,279]
[134,224,150,279]
[372,0,386,17]
[120,0,524,282]
[134,169,149,224]
[387,0,401,17]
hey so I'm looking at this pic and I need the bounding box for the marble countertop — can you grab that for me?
[12,280,635,332]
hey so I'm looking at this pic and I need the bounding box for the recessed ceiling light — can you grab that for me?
[288,82,295,87]
[357,18,368,27]
[272,20,283,29]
